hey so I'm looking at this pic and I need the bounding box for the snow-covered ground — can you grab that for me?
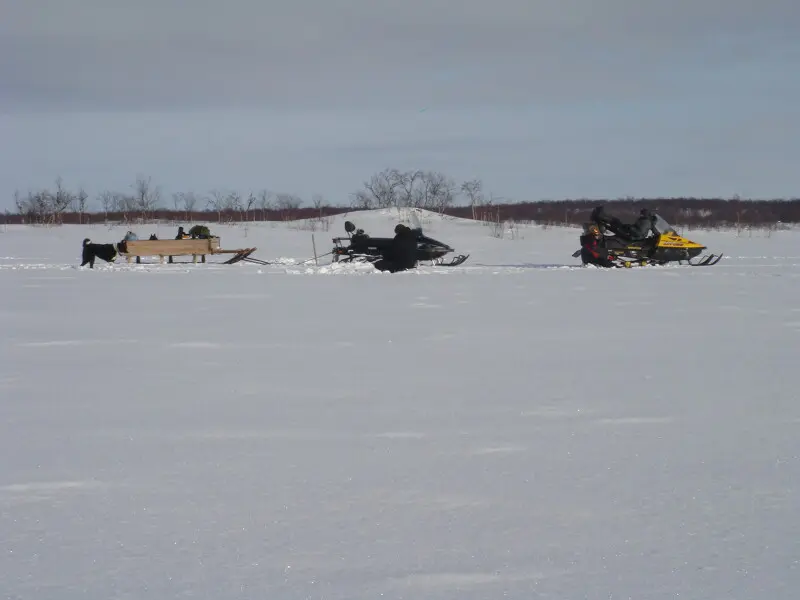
[1,209,799,599]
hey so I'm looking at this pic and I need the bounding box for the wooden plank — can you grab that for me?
[121,238,219,257]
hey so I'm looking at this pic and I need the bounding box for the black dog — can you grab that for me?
[81,238,118,268]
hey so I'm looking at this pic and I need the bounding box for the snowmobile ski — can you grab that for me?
[686,253,723,266]
[431,254,469,267]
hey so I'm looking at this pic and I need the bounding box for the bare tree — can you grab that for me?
[116,193,138,223]
[354,168,458,213]
[276,194,303,209]
[50,177,75,223]
[256,190,272,220]
[353,168,406,209]
[98,190,115,220]
[207,190,227,223]
[396,170,455,211]
[13,190,35,222]
[425,172,457,214]
[411,175,433,209]
[30,191,51,223]
[73,187,89,223]
[132,175,161,220]
[206,189,243,222]
[225,191,242,219]
[397,170,423,207]
[182,192,198,220]
[311,193,324,214]
[243,193,257,221]
[308,193,331,231]
[13,178,75,224]
[171,191,198,222]
[351,190,374,210]
[275,193,303,220]
[461,179,483,220]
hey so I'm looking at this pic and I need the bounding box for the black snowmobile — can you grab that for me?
[331,216,469,267]
[574,206,723,267]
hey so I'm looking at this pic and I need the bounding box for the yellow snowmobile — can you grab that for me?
[574,206,723,267]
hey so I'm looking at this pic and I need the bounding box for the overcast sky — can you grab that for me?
[2,0,798,210]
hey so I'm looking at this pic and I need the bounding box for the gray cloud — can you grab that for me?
[2,0,797,111]
[1,1,798,205]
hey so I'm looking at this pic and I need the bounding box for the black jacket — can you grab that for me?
[630,215,655,239]
[389,229,418,270]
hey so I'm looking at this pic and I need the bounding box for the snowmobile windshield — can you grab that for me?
[652,214,678,235]
[408,210,422,231]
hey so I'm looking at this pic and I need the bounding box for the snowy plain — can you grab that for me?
[1,209,799,599]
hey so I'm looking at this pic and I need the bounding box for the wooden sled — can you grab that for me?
[119,238,258,265]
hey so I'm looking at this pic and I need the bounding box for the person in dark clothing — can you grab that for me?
[349,226,370,248]
[591,206,655,241]
[629,209,656,240]
[81,238,118,268]
[373,224,419,273]
[580,225,615,268]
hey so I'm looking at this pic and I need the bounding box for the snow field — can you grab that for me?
[1,210,799,599]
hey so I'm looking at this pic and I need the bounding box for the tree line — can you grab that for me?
[446,196,800,230]
[6,171,800,229]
